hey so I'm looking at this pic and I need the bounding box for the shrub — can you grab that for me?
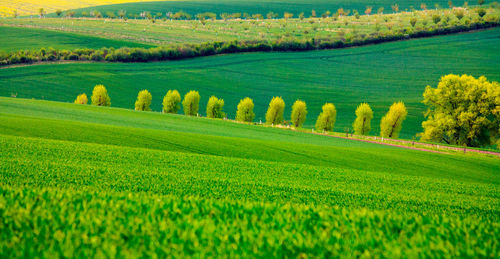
[352,103,373,135]
[206,96,225,119]
[432,14,441,24]
[235,97,255,123]
[91,85,111,106]
[315,103,336,132]
[134,90,152,111]
[182,90,200,116]
[265,97,285,125]
[291,100,307,128]
[410,17,417,27]
[74,93,88,104]
[162,90,181,113]
[380,102,407,138]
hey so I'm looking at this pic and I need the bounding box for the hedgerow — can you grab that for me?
[1,21,498,66]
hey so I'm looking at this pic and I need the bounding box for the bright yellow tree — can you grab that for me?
[291,100,307,128]
[353,103,373,135]
[91,85,111,106]
[380,102,407,138]
[265,97,285,125]
[420,74,500,147]
[315,103,336,132]
[162,90,181,114]
[135,89,152,111]
[235,97,255,123]
[74,93,88,104]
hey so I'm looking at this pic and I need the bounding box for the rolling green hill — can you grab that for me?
[1,28,499,138]
[0,26,152,52]
[0,96,498,256]
[65,0,493,18]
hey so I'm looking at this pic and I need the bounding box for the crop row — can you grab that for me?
[0,184,498,257]
[1,133,498,218]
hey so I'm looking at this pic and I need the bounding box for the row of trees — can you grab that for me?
[38,1,496,20]
[75,74,499,147]
[75,85,409,138]
[3,19,498,66]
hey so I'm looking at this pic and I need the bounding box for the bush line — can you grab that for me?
[1,21,498,66]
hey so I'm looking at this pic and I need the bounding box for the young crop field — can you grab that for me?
[1,28,498,138]
[0,26,152,52]
[0,97,498,257]
[2,7,498,46]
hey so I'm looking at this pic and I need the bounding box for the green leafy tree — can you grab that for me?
[291,100,307,128]
[182,90,200,116]
[477,8,486,18]
[134,89,152,111]
[206,96,225,119]
[162,90,181,113]
[91,84,111,106]
[315,103,336,132]
[380,102,407,138]
[56,9,62,17]
[420,74,500,147]
[74,93,88,104]
[265,97,285,125]
[432,14,441,24]
[235,97,255,123]
[353,103,373,135]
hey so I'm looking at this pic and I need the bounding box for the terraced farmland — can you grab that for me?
[0,97,498,257]
[1,28,499,138]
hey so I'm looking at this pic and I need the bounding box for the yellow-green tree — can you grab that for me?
[206,96,225,119]
[235,97,255,123]
[420,74,500,147]
[134,89,152,111]
[291,100,307,128]
[315,103,336,132]
[265,97,285,125]
[353,103,373,135]
[380,102,407,138]
[91,85,111,106]
[182,90,200,116]
[162,90,181,113]
[74,93,88,104]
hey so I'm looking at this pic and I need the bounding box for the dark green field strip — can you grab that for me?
[65,0,493,18]
[2,185,498,257]
[1,29,499,138]
[1,111,499,185]
[1,134,498,218]
[0,26,153,52]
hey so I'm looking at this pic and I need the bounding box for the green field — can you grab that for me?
[66,0,493,18]
[0,97,498,256]
[0,26,152,52]
[1,28,499,138]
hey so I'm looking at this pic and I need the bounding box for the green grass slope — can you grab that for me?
[0,97,498,256]
[66,0,493,18]
[1,29,499,138]
[0,26,152,52]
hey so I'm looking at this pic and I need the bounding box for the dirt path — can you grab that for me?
[312,132,500,157]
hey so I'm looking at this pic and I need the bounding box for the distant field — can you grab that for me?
[0,26,152,52]
[65,0,493,19]
[0,97,498,256]
[0,0,167,17]
[1,28,499,138]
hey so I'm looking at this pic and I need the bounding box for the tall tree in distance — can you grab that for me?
[291,100,307,128]
[315,103,336,132]
[380,102,407,138]
[206,96,225,119]
[235,97,255,123]
[182,90,200,116]
[74,93,88,104]
[91,84,111,106]
[162,90,181,114]
[265,97,285,125]
[353,103,373,135]
[420,74,499,147]
[134,90,152,111]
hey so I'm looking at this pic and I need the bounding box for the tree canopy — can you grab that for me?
[235,97,255,123]
[74,93,88,105]
[420,74,500,147]
[265,97,285,125]
[134,89,152,111]
[353,103,373,135]
[206,96,225,119]
[315,103,336,132]
[380,102,407,139]
[291,100,307,128]
[162,90,181,114]
[91,85,111,106]
[182,90,200,116]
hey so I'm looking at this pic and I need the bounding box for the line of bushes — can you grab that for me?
[1,21,498,66]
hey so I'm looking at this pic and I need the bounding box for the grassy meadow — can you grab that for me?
[1,28,498,138]
[0,97,499,256]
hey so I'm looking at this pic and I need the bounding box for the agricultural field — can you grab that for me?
[0,1,499,257]
[0,97,499,256]
[1,28,499,137]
